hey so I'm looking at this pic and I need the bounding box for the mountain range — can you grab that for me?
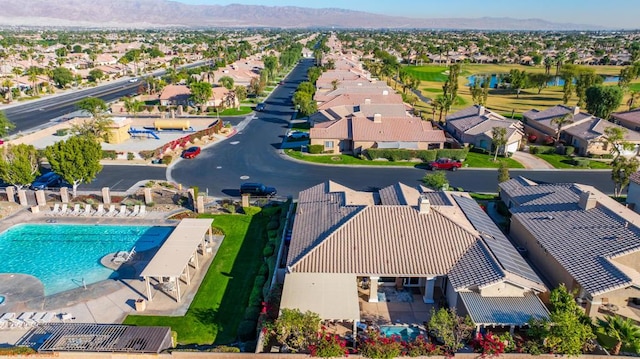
[0,0,603,31]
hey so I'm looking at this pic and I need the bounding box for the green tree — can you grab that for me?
[77,97,108,118]
[422,171,449,191]
[123,97,145,118]
[491,126,507,161]
[218,76,234,90]
[612,156,640,197]
[603,126,634,161]
[0,110,16,138]
[618,66,635,91]
[52,67,74,88]
[597,315,640,355]
[189,81,213,108]
[528,73,552,94]
[544,284,595,356]
[509,69,527,98]
[0,144,40,189]
[427,307,474,355]
[297,81,315,96]
[307,66,322,85]
[44,136,103,197]
[267,309,321,353]
[88,68,104,83]
[585,85,623,119]
[234,85,247,105]
[74,97,112,139]
[263,55,278,82]
[441,64,460,119]
[498,160,510,187]
[292,91,317,116]
[551,112,574,143]
[575,71,603,108]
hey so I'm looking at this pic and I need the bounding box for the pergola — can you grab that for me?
[140,218,214,302]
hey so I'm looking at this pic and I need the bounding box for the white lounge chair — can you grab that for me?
[0,319,8,329]
[94,204,105,216]
[129,205,140,217]
[58,203,68,216]
[113,247,136,264]
[47,203,60,216]
[8,318,25,328]
[34,312,56,324]
[138,205,146,217]
[70,204,81,216]
[118,205,129,217]
[60,313,75,322]
[105,204,116,217]
[17,312,37,326]
[0,313,15,320]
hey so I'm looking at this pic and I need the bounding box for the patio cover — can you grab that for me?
[140,218,213,302]
[280,273,360,321]
[459,291,550,327]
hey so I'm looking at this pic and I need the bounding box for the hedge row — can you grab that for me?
[365,148,469,162]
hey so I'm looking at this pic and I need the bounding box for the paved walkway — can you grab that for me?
[511,150,555,169]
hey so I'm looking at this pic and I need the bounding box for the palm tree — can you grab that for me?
[628,90,640,111]
[550,112,574,143]
[555,52,566,77]
[543,57,554,75]
[597,315,640,355]
[1,78,13,102]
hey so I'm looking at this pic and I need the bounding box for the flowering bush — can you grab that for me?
[404,335,442,357]
[472,332,506,357]
[309,329,349,358]
[359,330,404,359]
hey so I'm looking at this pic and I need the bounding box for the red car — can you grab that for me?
[428,158,462,171]
[182,146,201,159]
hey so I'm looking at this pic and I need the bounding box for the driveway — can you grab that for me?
[511,151,555,169]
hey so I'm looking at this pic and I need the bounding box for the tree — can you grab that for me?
[603,126,634,161]
[218,76,234,90]
[52,67,74,88]
[422,171,449,191]
[263,55,278,82]
[292,91,317,116]
[297,81,315,96]
[618,66,635,91]
[528,73,552,94]
[543,284,595,356]
[88,68,104,83]
[575,71,603,108]
[498,160,510,187]
[597,315,640,355]
[585,85,623,120]
[543,56,554,75]
[491,127,507,161]
[628,90,640,111]
[550,113,574,143]
[0,144,39,189]
[189,82,212,108]
[441,64,460,119]
[44,136,103,197]
[267,309,321,353]
[77,97,108,118]
[428,307,474,355]
[234,85,247,106]
[509,69,527,98]
[123,97,145,118]
[612,156,640,197]
[74,97,112,139]
[307,66,322,85]
[0,110,16,138]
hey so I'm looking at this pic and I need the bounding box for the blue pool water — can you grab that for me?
[467,74,619,88]
[0,224,173,295]
[379,325,422,341]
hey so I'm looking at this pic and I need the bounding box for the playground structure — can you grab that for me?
[153,119,195,132]
[128,128,160,140]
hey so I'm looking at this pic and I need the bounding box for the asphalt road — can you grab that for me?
[169,58,617,197]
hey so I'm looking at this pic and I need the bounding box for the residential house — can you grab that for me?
[446,105,524,154]
[626,171,640,214]
[523,104,640,156]
[317,93,405,111]
[280,181,549,330]
[159,85,191,106]
[500,177,640,319]
[611,108,640,132]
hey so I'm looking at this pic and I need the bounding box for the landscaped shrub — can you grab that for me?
[405,335,442,357]
[102,150,118,159]
[237,319,258,341]
[244,305,261,321]
[309,330,349,358]
[55,128,68,136]
[529,146,539,154]
[161,155,173,165]
[127,152,135,160]
[414,150,437,162]
[472,332,506,357]
[573,158,590,167]
[359,330,403,359]
[469,146,489,154]
[268,230,279,239]
[258,262,269,277]
[0,347,37,355]
[308,144,324,154]
[564,146,575,156]
[248,283,264,307]
[267,219,280,230]
[210,345,241,353]
[263,242,275,258]
[242,206,262,216]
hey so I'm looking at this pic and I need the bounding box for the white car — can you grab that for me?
[287,131,309,139]
[129,78,139,83]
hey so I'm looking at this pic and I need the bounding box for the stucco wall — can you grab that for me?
[480,281,526,297]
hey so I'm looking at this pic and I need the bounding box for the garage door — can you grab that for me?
[506,141,519,153]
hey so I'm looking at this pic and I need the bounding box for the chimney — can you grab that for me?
[365,98,371,105]
[419,194,430,214]
[573,106,580,115]
[382,90,389,96]
[578,191,597,210]
[478,105,485,116]
[373,113,382,123]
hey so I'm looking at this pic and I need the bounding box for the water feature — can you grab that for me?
[467,74,620,88]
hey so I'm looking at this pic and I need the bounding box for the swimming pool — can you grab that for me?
[379,325,422,341]
[0,224,173,295]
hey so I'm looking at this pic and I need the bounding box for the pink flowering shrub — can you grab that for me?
[309,328,349,358]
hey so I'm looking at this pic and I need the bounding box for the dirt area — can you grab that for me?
[0,201,25,219]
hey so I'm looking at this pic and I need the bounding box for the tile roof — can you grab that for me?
[448,240,505,290]
[631,171,640,185]
[351,117,446,143]
[612,109,640,125]
[564,117,640,142]
[159,84,190,100]
[318,93,404,111]
[500,177,640,295]
[459,292,550,326]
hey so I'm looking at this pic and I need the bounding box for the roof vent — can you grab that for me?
[365,98,371,105]
[419,194,430,214]
[373,113,382,123]
[546,215,554,220]
[478,105,485,116]
[573,106,580,115]
[578,191,597,210]
[382,90,389,96]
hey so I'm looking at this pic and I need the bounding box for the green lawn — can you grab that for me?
[123,213,269,345]
[630,83,640,91]
[209,107,253,116]
[286,149,419,166]
[469,193,499,201]
[403,66,450,82]
[535,153,611,169]
[464,152,525,168]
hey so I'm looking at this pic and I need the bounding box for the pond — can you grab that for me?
[467,74,620,88]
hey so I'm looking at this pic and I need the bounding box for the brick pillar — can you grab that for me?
[60,187,69,203]
[188,188,195,210]
[144,188,153,204]
[5,187,15,203]
[102,187,111,204]
[35,190,47,206]
[196,196,205,214]
[241,193,250,208]
[17,190,28,206]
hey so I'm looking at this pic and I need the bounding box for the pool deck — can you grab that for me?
[0,208,223,346]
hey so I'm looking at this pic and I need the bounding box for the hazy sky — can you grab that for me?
[175,0,639,28]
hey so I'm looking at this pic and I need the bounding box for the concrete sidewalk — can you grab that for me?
[511,150,555,169]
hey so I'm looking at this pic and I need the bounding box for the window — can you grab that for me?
[324,141,334,149]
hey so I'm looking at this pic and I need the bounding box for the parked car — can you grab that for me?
[428,158,462,171]
[240,182,277,197]
[31,172,62,190]
[287,130,309,139]
[256,102,266,111]
[181,146,201,159]
[128,78,139,83]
